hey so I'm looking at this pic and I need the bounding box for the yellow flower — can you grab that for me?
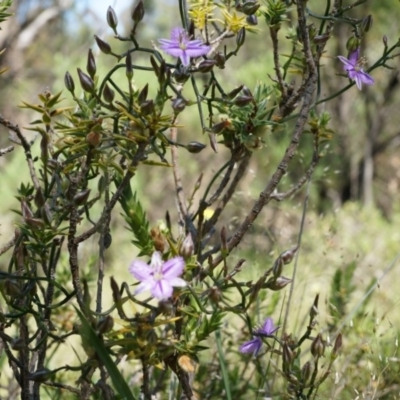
[220,9,250,34]
[189,0,216,30]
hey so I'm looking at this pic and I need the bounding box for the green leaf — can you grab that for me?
[75,307,135,400]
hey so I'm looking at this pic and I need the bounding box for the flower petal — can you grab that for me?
[150,251,164,269]
[239,337,262,356]
[184,45,210,59]
[171,27,186,41]
[129,260,153,280]
[337,56,354,71]
[180,51,191,66]
[163,47,184,59]
[152,279,173,300]
[359,70,374,86]
[348,48,360,65]
[135,280,155,295]
[162,256,185,278]
[167,277,187,288]
[158,39,176,47]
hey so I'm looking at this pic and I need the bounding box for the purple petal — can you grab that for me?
[348,48,360,65]
[171,27,186,41]
[152,279,173,300]
[259,317,279,336]
[337,56,354,71]
[129,260,153,280]
[359,70,374,86]
[184,45,210,59]
[162,47,184,59]
[150,252,164,269]
[158,39,176,47]
[162,256,185,278]
[135,280,155,295]
[167,277,187,288]
[180,51,191,67]
[239,337,262,356]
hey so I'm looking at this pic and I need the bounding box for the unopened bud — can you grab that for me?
[186,141,206,154]
[107,6,118,33]
[309,294,319,320]
[331,332,343,359]
[311,333,325,358]
[173,65,191,83]
[209,133,218,153]
[234,95,253,107]
[214,52,226,68]
[29,368,53,382]
[301,361,312,383]
[73,189,91,206]
[226,85,244,99]
[180,232,194,259]
[86,131,101,148]
[103,83,115,103]
[77,68,95,93]
[246,15,258,25]
[140,99,154,115]
[280,246,298,265]
[150,227,165,252]
[209,286,222,304]
[346,36,360,53]
[25,217,45,230]
[86,49,96,79]
[172,97,186,114]
[95,35,112,55]
[138,84,148,103]
[96,315,114,334]
[211,120,230,134]
[64,71,75,94]
[132,0,145,24]
[266,276,292,291]
[197,59,216,73]
[272,257,284,278]
[282,343,294,368]
[361,15,373,33]
[4,279,21,297]
[126,53,133,80]
[236,27,246,48]
[220,226,228,255]
[383,35,388,47]
[241,1,260,15]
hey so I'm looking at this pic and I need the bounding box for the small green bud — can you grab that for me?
[86,49,96,79]
[64,71,75,94]
[126,53,133,80]
[94,35,112,55]
[346,36,360,53]
[186,141,206,153]
[77,68,95,93]
[106,6,118,33]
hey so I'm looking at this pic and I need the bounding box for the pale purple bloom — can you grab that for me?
[338,48,374,90]
[129,251,186,300]
[158,27,210,67]
[239,317,280,356]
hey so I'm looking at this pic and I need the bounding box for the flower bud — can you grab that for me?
[64,71,75,94]
[311,333,325,358]
[25,217,45,230]
[226,85,244,100]
[209,286,222,304]
[209,133,218,153]
[266,276,292,291]
[107,6,118,33]
[173,66,191,83]
[126,53,133,80]
[346,36,360,53]
[309,294,319,320]
[150,227,165,252]
[361,15,373,33]
[186,141,206,154]
[383,35,388,47]
[140,99,154,115]
[138,83,148,103]
[282,343,294,369]
[301,361,312,383]
[331,332,343,359]
[280,246,298,265]
[103,83,115,103]
[172,97,186,114]
[246,15,258,25]
[77,68,95,93]
[214,52,226,68]
[73,189,91,206]
[86,131,101,148]
[4,279,21,297]
[96,315,114,334]
[103,231,112,249]
[86,49,96,79]
[29,368,53,382]
[197,59,216,73]
[212,120,230,134]
[180,232,194,259]
[95,35,112,55]
[241,1,260,15]
[234,95,253,107]
[236,27,246,48]
[132,0,145,24]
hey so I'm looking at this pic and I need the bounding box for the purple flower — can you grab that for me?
[239,317,280,356]
[338,48,374,90]
[158,27,210,67]
[129,251,186,300]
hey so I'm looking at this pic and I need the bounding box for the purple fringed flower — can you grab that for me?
[158,27,210,67]
[338,48,374,90]
[239,317,280,356]
[129,251,186,300]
